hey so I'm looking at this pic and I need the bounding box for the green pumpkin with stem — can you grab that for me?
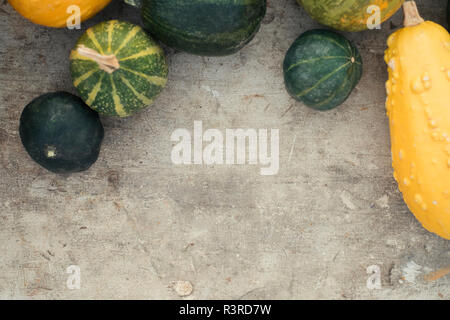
[70,20,168,117]
[283,29,363,111]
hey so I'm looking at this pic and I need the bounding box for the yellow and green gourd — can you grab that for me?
[297,0,404,32]
[385,1,450,239]
[70,20,168,117]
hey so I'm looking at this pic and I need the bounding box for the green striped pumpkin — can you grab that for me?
[283,29,363,111]
[141,0,267,56]
[70,20,168,117]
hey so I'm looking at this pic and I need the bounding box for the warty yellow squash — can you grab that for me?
[8,0,112,28]
[385,1,450,239]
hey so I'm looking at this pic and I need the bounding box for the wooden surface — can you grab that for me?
[0,0,449,299]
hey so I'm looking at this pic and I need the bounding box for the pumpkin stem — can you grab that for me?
[76,45,120,74]
[403,1,424,27]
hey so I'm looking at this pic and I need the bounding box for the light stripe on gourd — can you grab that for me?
[283,30,362,110]
[70,20,168,117]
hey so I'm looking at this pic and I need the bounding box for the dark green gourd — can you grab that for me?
[283,29,363,111]
[19,92,104,174]
[141,0,267,56]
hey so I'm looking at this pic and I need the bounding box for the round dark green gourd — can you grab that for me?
[283,29,363,111]
[141,0,267,56]
[19,92,104,174]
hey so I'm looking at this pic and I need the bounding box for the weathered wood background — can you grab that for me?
[0,0,449,299]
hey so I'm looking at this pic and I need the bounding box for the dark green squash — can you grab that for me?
[283,29,363,111]
[141,0,267,56]
[19,92,104,174]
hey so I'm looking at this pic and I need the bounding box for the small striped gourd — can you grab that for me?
[283,29,363,111]
[385,2,450,239]
[70,20,168,117]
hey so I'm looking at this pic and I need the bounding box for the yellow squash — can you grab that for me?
[385,1,450,239]
[8,0,112,28]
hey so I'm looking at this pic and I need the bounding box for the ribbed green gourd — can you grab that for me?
[283,29,363,111]
[70,20,168,117]
[141,0,267,56]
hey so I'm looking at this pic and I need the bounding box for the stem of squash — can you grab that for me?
[76,45,120,74]
[403,1,424,27]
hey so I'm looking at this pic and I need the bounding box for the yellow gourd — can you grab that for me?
[8,0,112,28]
[385,1,450,239]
